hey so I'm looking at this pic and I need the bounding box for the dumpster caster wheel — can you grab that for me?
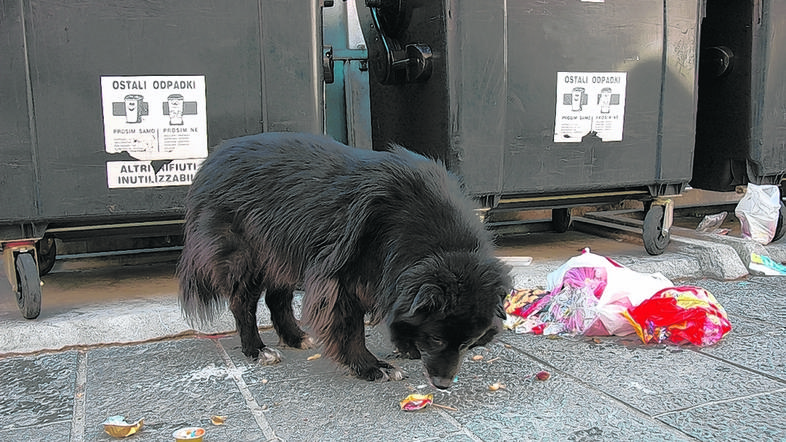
[643,204,670,256]
[552,208,572,233]
[36,236,57,276]
[771,201,786,243]
[15,252,42,320]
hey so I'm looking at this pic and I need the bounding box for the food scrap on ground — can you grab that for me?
[488,382,505,391]
[534,370,550,381]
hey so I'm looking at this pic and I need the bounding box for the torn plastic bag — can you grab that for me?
[534,249,672,336]
[623,286,732,346]
[735,183,781,245]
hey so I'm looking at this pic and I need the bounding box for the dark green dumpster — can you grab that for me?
[359,0,703,255]
[691,0,786,241]
[0,0,328,319]
[692,0,786,191]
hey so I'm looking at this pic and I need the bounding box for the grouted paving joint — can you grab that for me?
[214,337,279,441]
[690,347,786,385]
[70,350,88,441]
[651,387,786,420]
[431,407,486,442]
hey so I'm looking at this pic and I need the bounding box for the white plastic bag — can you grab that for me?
[735,183,781,245]
[545,249,673,336]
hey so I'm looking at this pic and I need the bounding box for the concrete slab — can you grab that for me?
[656,391,786,441]
[0,351,77,431]
[82,339,269,441]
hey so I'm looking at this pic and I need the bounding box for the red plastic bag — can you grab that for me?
[623,286,732,346]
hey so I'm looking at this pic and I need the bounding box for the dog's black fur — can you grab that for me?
[177,132,511,389]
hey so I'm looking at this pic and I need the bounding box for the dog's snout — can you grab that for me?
[430,376,453,389]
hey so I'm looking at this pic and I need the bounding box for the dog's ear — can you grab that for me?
[409,283,444,316]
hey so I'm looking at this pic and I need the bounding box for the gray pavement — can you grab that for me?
[2,223,786,441]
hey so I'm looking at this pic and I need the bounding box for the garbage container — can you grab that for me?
[691,0,786,241]
[692,0,786,192]
[358,0,703,255]
[0,0,327,319]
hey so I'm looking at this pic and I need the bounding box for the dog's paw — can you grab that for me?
[256,347,283,366]
[385,365,407,382]
[392,348,421,360]
[279,334,317,350]
[298,335,317,350]
[356,361,407,382]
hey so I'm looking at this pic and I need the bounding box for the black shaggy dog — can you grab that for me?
[177,132,511,389]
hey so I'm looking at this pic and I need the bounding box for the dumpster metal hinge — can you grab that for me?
[323,45,335,84]
[366,0,432,84]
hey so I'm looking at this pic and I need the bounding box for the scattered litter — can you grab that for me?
[623,286,732,346]
[735,183,781,245]
[488,382,505,391]
[503,249,732,347]
[431,403,458,411]
[696,211,727,233]
[399,394,433,411]
[501,256,533,267]
[173,426,205,441]
[182,364,247,384]
[399,394,457,412]
[534,370,550,381]
[749,253,786,275]
[210,415,227,426]
[307,353,322,361]
[102,416,144,438]
[504,249,672,337]
[471,354,484,361]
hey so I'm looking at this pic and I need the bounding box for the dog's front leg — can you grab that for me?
[322,289,406,382]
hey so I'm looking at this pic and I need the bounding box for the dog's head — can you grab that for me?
[389,252,511,389]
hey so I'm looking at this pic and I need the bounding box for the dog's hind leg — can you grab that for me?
[265,286,315,349]
[229,283,282,365]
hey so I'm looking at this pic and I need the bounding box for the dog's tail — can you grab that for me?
[176,228,228,326]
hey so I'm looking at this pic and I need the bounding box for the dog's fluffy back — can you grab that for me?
[177,132,505,335]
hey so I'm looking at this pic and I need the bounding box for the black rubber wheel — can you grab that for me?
[771,201,786,243]
[643,204,670,255]
[36,236,57,276]
[15,252,42,320]
[552,208,572,233]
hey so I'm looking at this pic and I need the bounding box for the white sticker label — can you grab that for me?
[106,158,205,189]
[554,72,627,143]
[101,75,207,188]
